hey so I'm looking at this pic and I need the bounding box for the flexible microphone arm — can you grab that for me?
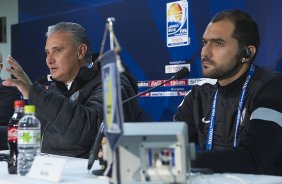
[87,67,189,171]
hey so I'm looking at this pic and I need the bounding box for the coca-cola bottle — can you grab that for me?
[7,100,25,174]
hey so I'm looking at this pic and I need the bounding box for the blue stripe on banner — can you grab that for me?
[250,107,282,127]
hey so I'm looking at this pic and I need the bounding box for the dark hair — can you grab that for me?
[46,22,92,64]
[211,9,260,52]
[91,53,139,94]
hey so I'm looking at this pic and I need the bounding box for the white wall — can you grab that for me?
[0,0,18,79]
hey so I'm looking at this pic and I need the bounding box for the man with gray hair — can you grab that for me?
[0,49,21,150]
[2,22,141,158]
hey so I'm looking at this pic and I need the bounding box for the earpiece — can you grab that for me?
[242,47,252,59]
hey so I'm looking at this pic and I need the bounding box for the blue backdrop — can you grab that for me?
[11,0,282,121]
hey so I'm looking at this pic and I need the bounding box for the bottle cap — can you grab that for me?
[24,105,36,113]
[14,100,25,108]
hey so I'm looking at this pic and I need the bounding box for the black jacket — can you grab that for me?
[0,78,21,150]
[29,65,141,158]
[174,66,282,175]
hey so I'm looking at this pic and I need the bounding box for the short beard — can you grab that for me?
[202,53,242,80]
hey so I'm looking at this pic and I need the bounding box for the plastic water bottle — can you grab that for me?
[7,100,25,174]
[17,105,41,176]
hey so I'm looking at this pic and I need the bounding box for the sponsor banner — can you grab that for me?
[169,60,187,65]
[165,64,190,74]
[188,78,217,85]
[178,91,188,96]
[149,80,166,87]
[171,87,185,91]
[169,80,188,86]
[167,0,190,47]
[150,92,164,97]
[151,91,179,97]
[138,78,216,87]
[140,92,151,97]
[140,91,189,97]
[138,79,189,87]
[137,81,149,87]
[163,91,178,96]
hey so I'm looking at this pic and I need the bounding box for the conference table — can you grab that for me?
[0,154,282,184]
[0,155,109,184]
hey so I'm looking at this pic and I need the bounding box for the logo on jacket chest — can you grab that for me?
[201,117,210,124]
[201,107,248,125]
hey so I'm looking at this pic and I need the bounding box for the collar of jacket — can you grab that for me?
[216,69,250,96]
[53,66,99,97]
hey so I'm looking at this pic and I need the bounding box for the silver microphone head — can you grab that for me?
[107,17,116,24]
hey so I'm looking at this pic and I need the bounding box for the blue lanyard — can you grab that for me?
[206,64,256,151]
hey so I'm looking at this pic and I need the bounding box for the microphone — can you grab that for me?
[87,67,190,171]
[35,74,52,85]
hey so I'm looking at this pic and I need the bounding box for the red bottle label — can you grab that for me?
[8,127,18,142]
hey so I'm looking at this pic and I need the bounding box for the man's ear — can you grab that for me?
[241,45,256,63]
[77,44,87,60]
